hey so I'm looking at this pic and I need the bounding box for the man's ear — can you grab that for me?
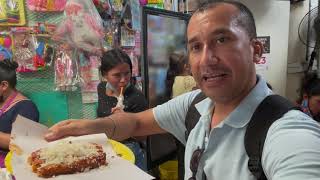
[0,81,9,90]
[252,39,264,63]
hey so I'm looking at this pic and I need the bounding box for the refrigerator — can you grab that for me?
[141,6,190,108]
[141,6,190,171]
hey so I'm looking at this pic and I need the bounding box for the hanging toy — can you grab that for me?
[33,41,45,69]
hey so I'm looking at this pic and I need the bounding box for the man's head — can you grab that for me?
[187,1,263,104]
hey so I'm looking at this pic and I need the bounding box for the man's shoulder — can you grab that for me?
[264,109,320,152]
[262,110,320,178]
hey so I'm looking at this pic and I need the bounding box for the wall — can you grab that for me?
[239,0,291,96]
[286,0,310,101]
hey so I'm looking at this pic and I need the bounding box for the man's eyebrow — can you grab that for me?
[187,27,232,45]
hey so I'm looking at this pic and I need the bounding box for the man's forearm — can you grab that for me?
[96,109,165,141]
[95,112,138,141]
[0,132,10,150]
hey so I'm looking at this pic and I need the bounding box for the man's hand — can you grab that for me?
[44,119,98,141]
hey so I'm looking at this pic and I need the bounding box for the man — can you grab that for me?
[45,1,320,179]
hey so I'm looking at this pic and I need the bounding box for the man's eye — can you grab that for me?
[189,43,201,52]
[216,37,226,44]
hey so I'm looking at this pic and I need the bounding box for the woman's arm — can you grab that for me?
[0,132,10,150]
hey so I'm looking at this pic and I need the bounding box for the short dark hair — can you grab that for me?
[299,72,320,99]
[100,48,133,76]
[166,53,188,97]
[0,59,18,88]
[192,1,257,39]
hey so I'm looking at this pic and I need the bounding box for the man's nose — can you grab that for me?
[200,46,218,66]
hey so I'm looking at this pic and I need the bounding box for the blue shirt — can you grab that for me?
[0,100,39,153]
[153,76,320,180]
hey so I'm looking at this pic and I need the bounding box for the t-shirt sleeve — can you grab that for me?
[15,101,39,122]
[153,90,201,144]
[262,110,320,180]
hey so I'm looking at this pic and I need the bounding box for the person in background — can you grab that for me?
[0,59,39,167]
[45,1,320,179]
[166,53,197,98]
[96,48,148,170]
[297,72,320,122]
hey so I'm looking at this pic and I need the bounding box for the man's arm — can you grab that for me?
[45,109,166,141]
[0,132,10,150]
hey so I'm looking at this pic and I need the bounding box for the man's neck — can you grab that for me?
[210,77,258,128]
[211,98,243,128]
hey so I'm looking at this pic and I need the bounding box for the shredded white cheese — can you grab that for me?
[39,141,100,166]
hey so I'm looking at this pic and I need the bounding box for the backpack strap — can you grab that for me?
[177,91,206,180]
[245,95,298,180]
[185,91,207,141]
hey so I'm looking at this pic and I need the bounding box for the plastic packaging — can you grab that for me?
[12,29,36,72]
[54,46,77,91]
[53,0,104,54]
[27,0,67,11]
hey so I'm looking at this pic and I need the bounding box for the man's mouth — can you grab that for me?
[203,73,227,81]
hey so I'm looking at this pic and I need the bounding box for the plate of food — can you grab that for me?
[7,116,152,180]
[5,139,135,176]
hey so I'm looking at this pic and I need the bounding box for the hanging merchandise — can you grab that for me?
[79,53,100,103]
[27,0,67,12]
[32,22,56,36]
[53,0,105,54]
[54,45,78,91]
[0,32,13,60]
[110,0,123,12]
[103,18,119,50]
[0,1,7,23]
[130,0,141,31]
[32,23,56,67]
[11,28,37,72]
[0,0,26,26]
[121,24,135,47]
[92,0,112,21]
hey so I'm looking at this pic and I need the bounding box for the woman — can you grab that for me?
[96,48,148,170]
[166,53,197,99]
[0,59,39,167]
[297,72,320,122]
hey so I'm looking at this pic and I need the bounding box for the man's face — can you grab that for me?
[187,4,261,103]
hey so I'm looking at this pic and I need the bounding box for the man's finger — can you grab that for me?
[45,121,74,141]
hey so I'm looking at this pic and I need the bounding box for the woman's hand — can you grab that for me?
[44,119,98,142]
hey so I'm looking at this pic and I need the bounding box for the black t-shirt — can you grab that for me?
[96,82,148,117]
